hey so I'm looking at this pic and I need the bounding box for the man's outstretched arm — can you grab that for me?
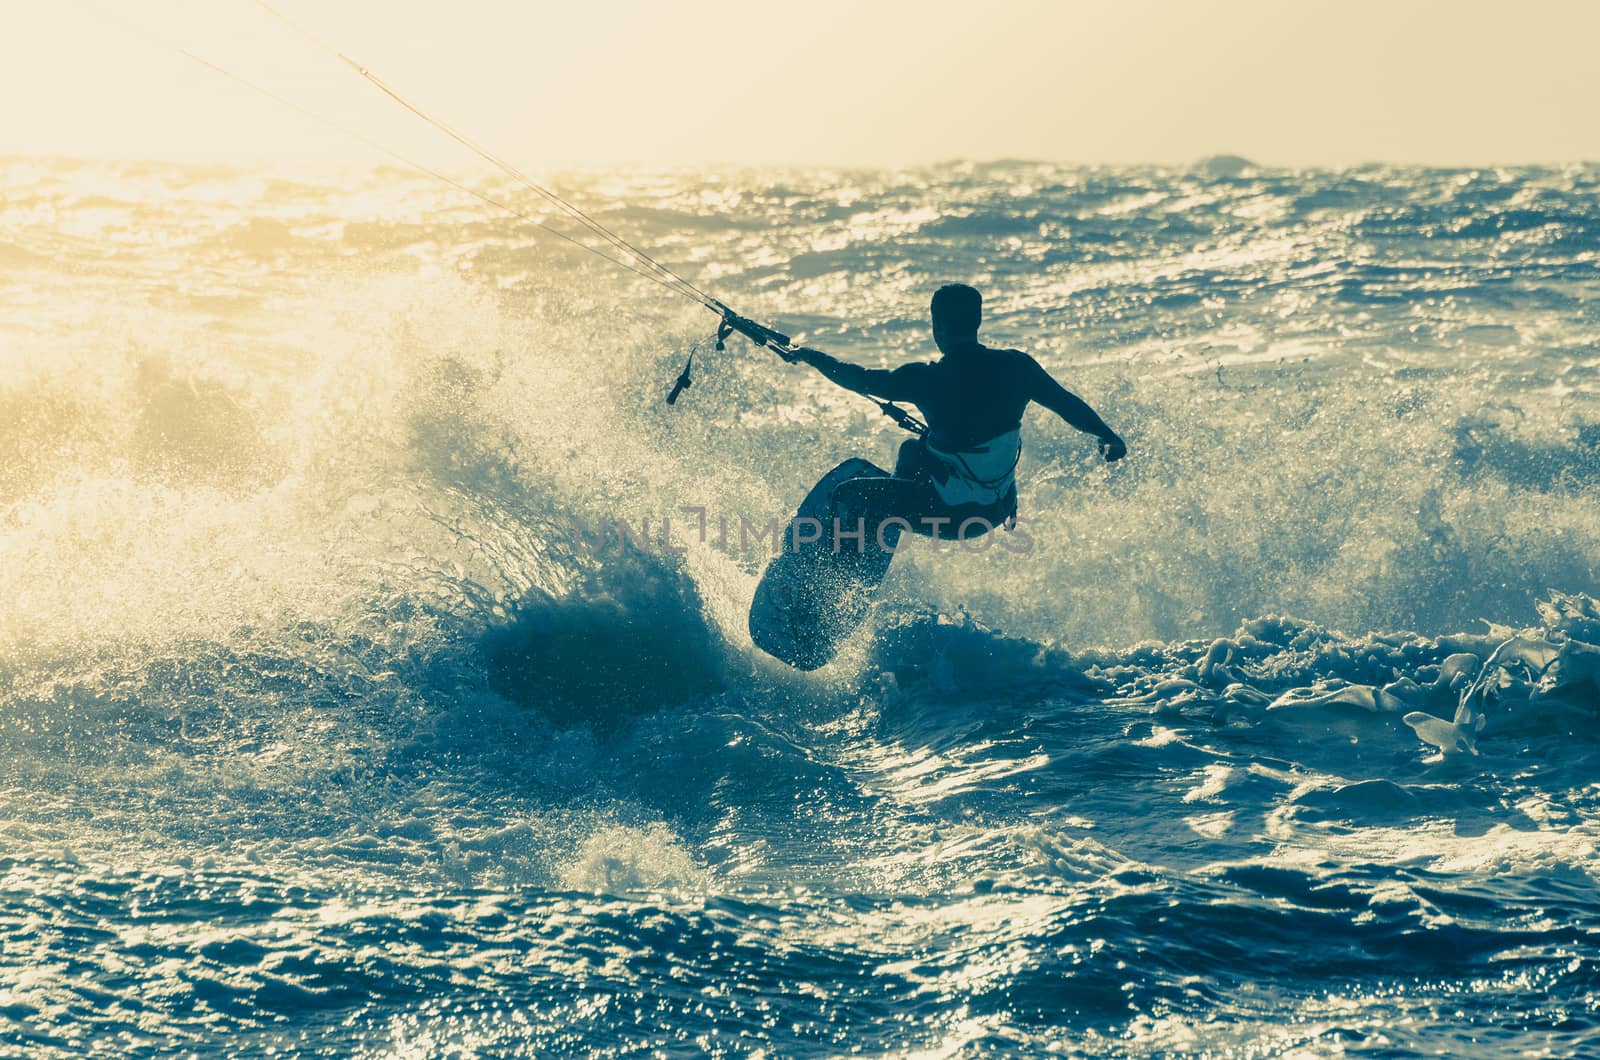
[720,313,924,402]
[1026,356,1126,461]
[790,347,925,403]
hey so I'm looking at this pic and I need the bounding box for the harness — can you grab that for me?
[922,428,1022,509]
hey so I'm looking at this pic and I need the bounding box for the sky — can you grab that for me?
[4,0,1598,168]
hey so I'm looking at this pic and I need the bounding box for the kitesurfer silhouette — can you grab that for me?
[736,284,1125,551]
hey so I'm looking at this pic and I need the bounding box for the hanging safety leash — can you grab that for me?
[665,350,694,405]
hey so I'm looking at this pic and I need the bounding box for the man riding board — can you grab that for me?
[729,283,1125,550]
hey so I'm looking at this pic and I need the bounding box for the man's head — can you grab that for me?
[930,284,982,351]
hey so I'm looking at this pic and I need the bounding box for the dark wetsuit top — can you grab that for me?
[839,343,1104,453]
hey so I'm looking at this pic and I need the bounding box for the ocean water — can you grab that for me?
[2,155,1599,1057]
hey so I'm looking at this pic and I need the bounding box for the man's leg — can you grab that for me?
[883,440,1002,542]
[892,438,928,479]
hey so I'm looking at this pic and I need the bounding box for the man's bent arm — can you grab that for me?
[1027,357,1126,458]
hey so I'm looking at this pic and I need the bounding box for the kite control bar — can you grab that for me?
[717,310,799,361]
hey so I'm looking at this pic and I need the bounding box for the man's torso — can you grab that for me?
[903,345,1033,451]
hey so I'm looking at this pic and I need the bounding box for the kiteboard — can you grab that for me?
[749,458,900,670]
